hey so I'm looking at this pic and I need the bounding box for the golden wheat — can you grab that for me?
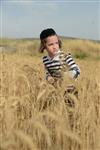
[0,39,100,150]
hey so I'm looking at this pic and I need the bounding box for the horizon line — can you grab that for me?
[0,36,100,42]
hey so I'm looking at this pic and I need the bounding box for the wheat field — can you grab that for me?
[0,39,100,150]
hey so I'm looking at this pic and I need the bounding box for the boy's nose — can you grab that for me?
[53,45,57,49]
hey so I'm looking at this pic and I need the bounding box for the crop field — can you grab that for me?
[0,38,100,150]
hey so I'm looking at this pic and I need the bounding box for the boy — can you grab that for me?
[39,28,80,84]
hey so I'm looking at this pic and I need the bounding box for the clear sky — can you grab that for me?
[0,0,100,40]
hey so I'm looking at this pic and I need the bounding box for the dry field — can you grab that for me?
[0,39,100,150]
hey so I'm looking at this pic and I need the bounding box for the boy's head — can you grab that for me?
[39,28,62,53]
[40,28,56,40]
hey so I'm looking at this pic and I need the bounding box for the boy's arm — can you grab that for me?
[65,53,80,79]
[42,56,55,84]
[45,68,55,84]
[45,70,51,80]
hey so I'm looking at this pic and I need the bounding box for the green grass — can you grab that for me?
[74,51,89,59]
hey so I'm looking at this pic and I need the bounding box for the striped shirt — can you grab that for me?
[43,50,80,80]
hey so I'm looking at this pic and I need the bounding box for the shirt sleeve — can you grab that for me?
[65,53,80,79]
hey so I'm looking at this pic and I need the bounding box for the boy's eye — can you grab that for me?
[56,42,59,45]
[48,43,53,46]
[48,42,58,46]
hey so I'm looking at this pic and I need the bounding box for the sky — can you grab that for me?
[0,0,100,40]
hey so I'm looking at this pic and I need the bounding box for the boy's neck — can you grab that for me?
[48,49,61,59]
[48,50,61,59]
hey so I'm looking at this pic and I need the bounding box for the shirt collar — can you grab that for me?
[48,49,61,61]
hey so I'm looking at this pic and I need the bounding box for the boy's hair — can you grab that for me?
[39,28,62,53]
[40,28,56,40]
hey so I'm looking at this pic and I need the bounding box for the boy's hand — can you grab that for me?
[69,69,80,79]
[47,76,55,84]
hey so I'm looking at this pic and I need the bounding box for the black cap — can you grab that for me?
[40,28,56,40]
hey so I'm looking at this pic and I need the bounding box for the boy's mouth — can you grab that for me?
[54,49,61,55]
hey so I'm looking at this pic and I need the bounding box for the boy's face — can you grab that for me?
[45,35,59,58]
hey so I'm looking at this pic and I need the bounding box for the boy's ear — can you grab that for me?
[39,41,46,53]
